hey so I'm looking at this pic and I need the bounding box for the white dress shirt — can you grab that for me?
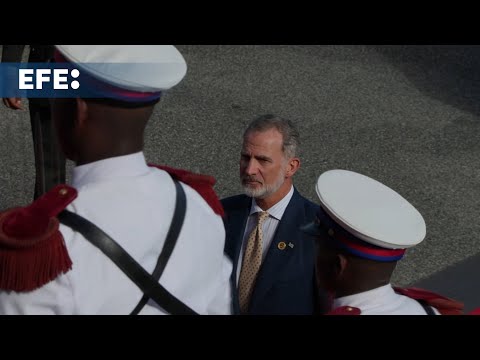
[0,152,232,315]
[236,185,294,283]
[333,284,441,315]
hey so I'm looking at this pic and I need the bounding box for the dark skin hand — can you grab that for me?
[2,97,23,110]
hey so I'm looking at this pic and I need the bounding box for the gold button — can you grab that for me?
[328,229,335,237]
[278,242,287,250]
[59,188,68,196]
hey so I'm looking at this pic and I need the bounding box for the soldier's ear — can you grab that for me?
[75,97,88,128]
[336,254,348,280]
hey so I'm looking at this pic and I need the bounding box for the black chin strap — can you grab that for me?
[58,178,198,315]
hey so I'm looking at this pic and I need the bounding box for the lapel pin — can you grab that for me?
[278,242,287,250]
[288,242,294,249]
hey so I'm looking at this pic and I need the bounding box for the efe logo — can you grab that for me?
[18,69,80,90]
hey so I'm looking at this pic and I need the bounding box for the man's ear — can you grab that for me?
[75,97,88,128]
[336,254,348,280]
[285,157,300,178]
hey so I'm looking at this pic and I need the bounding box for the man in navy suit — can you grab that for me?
[222,114,327,315]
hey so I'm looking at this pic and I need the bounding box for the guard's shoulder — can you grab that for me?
[0,185,78,292]
[469,308,480,315]
[151,164,224,217]
[326,306,361,315]
[394,287,464,315]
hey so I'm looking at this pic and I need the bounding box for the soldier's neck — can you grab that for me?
[335,279,390,298]
[75,143,143,166]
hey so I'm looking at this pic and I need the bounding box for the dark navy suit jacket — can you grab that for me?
[222,188,327,315]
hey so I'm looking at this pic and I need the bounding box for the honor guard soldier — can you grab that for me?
[302,170,463,315]
[0,45,232,315]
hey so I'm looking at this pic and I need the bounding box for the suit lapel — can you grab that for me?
[250,189,306,306]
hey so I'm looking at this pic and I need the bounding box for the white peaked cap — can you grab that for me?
[54,45,187,93]
[316,169,426,249]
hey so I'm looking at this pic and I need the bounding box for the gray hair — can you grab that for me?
[244,114,300,159]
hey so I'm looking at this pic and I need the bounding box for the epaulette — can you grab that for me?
[326,306,361,315]
[151,164,224,217]
[469,308,480,315]
[394,287,464,315]
[0,185,77,292]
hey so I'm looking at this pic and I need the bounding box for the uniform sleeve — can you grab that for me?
[1,45,26,62]
[0,273,75,315]
[205,253,233,315]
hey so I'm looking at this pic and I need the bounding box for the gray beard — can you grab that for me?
[242,173,286,200]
